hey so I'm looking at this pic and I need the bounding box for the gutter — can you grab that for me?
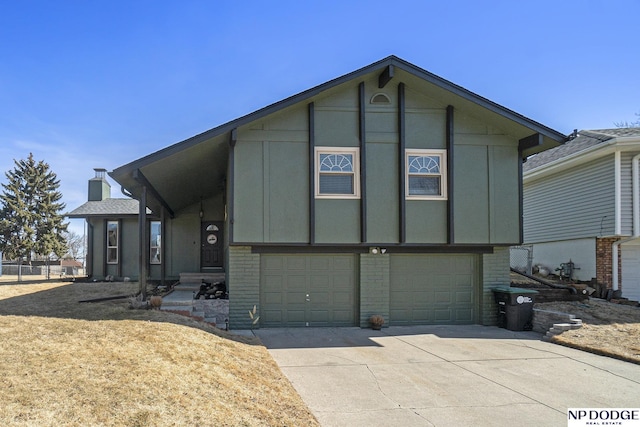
[524,135,640,183]
[524,138,618,182]
[611,152,640,292]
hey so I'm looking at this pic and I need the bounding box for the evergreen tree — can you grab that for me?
[0,154,68,276]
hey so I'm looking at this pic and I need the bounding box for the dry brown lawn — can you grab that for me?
[0,280,319,427]
[536,299,640,364]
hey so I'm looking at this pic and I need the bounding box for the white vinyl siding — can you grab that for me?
[523,155,615,243]
[619,151,638,236]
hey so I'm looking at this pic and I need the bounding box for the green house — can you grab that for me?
[73,56,566,329]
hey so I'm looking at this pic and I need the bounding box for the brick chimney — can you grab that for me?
[88,168,111,201]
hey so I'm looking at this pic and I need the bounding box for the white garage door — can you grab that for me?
[621,245,640,302]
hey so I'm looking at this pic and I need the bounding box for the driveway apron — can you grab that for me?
[255,325,640,427]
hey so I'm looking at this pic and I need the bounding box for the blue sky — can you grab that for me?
[1,0,639,235]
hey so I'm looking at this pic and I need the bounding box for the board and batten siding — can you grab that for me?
[232,74,523,245]
[453,118,521,244]
[314,84,361,244]
[523,155,615,243]
[233,105,311,243]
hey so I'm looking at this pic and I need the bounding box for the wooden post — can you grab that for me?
[138,185,147,299]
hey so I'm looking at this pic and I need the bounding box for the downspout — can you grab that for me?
[615,151,622,236]
[634,153,640,235]
[611,152,640,292]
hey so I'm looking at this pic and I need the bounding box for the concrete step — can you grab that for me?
[551,323,574,332]
[544,319,584,341]
[174,283,201,291]
[161,290,195,305]
[570,319,583,327]
[179,272,225,285]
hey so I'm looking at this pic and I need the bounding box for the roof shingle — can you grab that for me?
[66,198,142,217]
[523,128,640,172]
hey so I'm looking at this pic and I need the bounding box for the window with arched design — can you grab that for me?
[405,149,447,200]
[315,147,360,199]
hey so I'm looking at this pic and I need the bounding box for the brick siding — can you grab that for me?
[359,253,390,327]
[227,246,260,329]
[481,248,510,326]
[595,237,620,291]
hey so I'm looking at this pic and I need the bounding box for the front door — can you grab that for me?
[201,221,223,269]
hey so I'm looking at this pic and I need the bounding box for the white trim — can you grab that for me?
[611,236,640,292]
[106,220,119,264]
[612,153,640,293]
[314,146,361,199]
[150,220,161,265]
[615,150,622,236]
[405,149,448,200]
[633,153,640,236]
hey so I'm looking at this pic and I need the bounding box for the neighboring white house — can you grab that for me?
[523,128,640,301]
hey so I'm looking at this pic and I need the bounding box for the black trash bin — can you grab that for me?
[492,287,538,331]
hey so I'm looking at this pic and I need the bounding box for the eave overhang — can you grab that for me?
[109,55,567,213]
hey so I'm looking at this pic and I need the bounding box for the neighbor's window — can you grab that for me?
[150,221,161,264]
[406,149,447,200]
[315,147,360,198]
[106,221,119,264]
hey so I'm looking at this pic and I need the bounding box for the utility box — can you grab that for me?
[492,287,538,331]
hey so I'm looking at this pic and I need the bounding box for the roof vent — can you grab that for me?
[370,93,391,105]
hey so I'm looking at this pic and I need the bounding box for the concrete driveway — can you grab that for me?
[255,325,640,427]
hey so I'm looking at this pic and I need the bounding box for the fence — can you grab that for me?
[0,264,84,278]
[510,245,533,275]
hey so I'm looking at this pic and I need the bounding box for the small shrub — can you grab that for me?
[249,305,260,330]
[149,296,162,309]
[369,314,385,330]
[128,294,146,310]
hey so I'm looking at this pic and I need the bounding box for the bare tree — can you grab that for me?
[615,111,640,128]
[63,230,85,262]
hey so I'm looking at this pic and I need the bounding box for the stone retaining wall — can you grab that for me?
[532,307,579,334]
[193,299,229,328]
